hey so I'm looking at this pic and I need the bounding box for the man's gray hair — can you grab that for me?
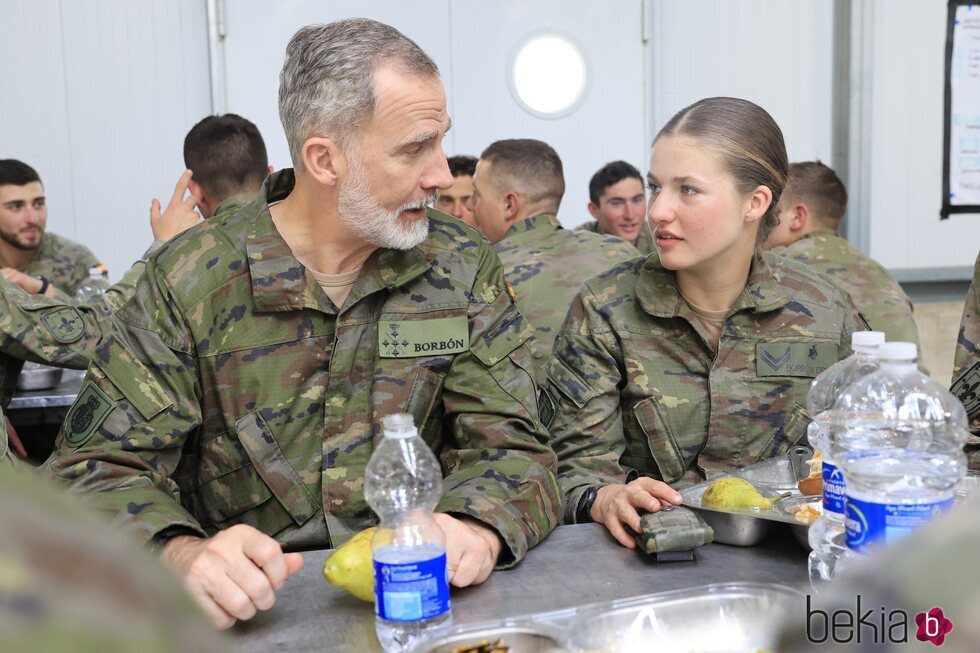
[278,18,440,168]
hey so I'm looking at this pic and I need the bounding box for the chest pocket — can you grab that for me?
[191,410,319,534]
[625,395,693,485]
[403,366,446,454]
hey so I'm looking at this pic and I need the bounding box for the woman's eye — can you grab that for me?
[681,186,698,196]
[647,183,661,194]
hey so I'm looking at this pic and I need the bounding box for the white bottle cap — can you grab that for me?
[851,331,884,349]
[877,341,917,362]
[382,413,418,439]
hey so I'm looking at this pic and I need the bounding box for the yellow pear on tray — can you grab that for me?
[701,477,788,510]
[322,527,392,602]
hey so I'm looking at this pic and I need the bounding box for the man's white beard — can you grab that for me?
[338,153,433,251]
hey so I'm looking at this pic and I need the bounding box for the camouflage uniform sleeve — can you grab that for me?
[436,243,561,568]
[542,286,631,523]
[953,253,980,441]
[43,258,206,543]
[99,241,163,314]
[0,279,103,369]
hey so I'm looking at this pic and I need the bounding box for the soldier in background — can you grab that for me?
[0,160,103,301]
[45,18,559,629]
[952,250,979,445]
[435,154,478,227]
[578,160,655,255]
[0,114,269,458]
[468,139,636,379]
[766,161,919,346]
[544,98,863,549]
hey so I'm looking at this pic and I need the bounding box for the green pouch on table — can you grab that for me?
[634,506,713,560]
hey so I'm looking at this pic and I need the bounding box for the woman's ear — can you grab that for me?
[744,185,773,224]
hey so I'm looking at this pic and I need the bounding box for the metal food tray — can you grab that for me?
[412,582,803,653]
[680,448,816,546]
[774,495,822,549]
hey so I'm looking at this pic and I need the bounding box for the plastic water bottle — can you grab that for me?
[74,264,111,302]
[833,342,969,568]
[806,331,884,590]
[364,414,451,652]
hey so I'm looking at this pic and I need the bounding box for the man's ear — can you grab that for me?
[301,136,343,186]
[503,191,523,224]
[587,202,601,219]
[187,179,211,217]
[790,202,810,232]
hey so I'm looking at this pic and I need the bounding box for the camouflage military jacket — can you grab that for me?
[0,195,260,408]
[952,249,980,437]
[574,219,655,255]
[772,229,918,345]
[24,232,101,299]
[542,252,863,522]
[495,214,637,381]
[45,170,560,564]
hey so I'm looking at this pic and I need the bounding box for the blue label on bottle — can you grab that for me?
[822,460,846,516]
[845,495,953,554]
[373,552,450,622]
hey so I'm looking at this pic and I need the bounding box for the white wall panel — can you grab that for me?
[0,0,210,282]
[865,0,980,270]
[649,0,834,164]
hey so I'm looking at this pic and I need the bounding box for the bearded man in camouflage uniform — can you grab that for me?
[45,19,560,629]
[766,161,919,346]
[468,139,637,380]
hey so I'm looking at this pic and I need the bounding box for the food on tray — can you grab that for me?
[451,638,509,653]
[322,526,381,602]
[798,450,823,495]
[701,478,787,510]
[791,503,822,523]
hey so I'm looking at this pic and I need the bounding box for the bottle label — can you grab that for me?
[845,495,954,554]
[822,460,846,516]
[373,552,450,622]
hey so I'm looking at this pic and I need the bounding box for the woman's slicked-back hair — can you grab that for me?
[656,97,788,251]
[278,18,439,169]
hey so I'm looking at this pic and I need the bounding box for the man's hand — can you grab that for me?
[592,478,683,548]
[150,170,202,242]
[4,416,27,459]
[433,513,502,587]
[161,524,304,629]
[1,268,53,296]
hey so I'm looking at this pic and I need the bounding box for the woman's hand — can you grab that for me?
[592,478,683,548]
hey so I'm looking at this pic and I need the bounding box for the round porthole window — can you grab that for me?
[509,33,588,119]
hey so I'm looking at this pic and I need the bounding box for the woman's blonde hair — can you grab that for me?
[655,97,788,252]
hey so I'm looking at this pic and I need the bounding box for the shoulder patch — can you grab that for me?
[41,306,85,344]
[757,341,838,378]
[64,381,114,448]
[951,361,980,417]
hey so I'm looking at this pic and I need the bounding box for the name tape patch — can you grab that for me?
[379,317,469,358]
[756,341,838,378]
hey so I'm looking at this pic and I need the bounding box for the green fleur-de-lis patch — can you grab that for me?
[951,361,980,416]
[41,306,85,344]
[64,382,114,448]
[379,317,469,358]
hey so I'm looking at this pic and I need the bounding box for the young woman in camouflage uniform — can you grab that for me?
[543,97,864,548]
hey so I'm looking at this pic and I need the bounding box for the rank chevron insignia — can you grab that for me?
[759,345,792,371]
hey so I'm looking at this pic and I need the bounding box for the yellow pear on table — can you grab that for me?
[702,477,788,510]
[323,527,391,602]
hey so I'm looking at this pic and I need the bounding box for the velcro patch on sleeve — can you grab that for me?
[756,341,838,377]
[64,381,115,448]
[41,306,85,344]
[952,361,980,417]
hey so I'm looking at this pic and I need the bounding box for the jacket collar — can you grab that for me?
[246,169,433,314]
